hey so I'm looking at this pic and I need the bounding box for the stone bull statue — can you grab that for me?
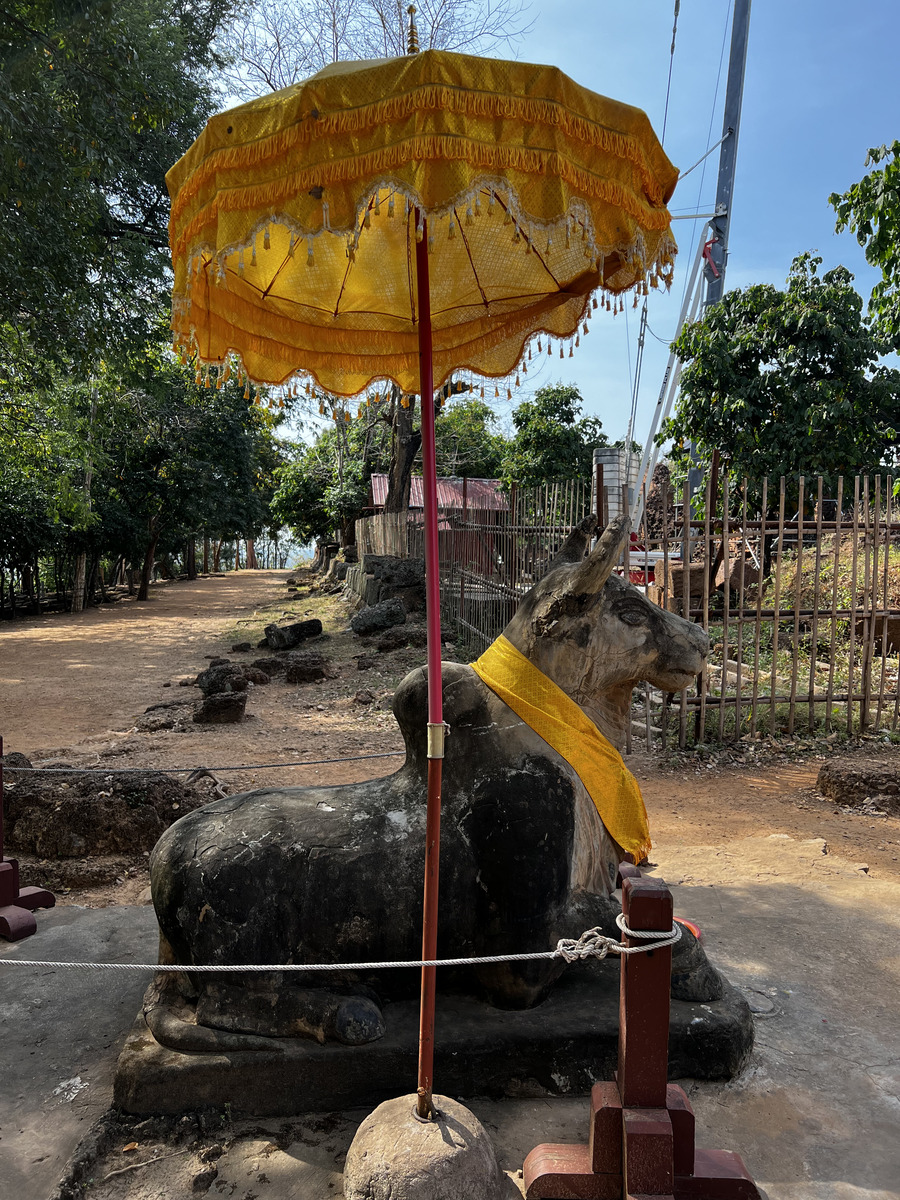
[147,515,718,1052]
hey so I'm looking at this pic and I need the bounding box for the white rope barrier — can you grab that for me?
[0,918,680,973]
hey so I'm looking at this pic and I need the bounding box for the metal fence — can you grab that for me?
[432,479,593,655]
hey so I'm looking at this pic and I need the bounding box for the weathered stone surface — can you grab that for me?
[355,656,377,671]
[114,970,753,1114]
[343,1095,505,1200]
[195,663,248,696]
[284,653,329,685]
[264,618,323,649]
[350,598,407,635]
[376,628,409,653]
[1,750,33,771]
[241,667,271,686]
[373,557,425,588]
[230,642,252,653]
[195,980,384,1044]
[251,656,286,675]
[353,688,377,704]
[193,692,247,724]
[3,770,206,857]
[392,585,425,612]
[817,760,900,814]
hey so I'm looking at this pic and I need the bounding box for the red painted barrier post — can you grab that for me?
[0,736,55,941]
[523,874,761,1200]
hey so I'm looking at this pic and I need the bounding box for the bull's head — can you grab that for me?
[501,515,708,743]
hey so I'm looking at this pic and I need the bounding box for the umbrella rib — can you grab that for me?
[456,207,489,310]
[493,192,563,290]
[333,209,370,318]
[261,252,294,301]
[407,207,416,330]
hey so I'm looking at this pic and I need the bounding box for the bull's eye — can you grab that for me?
[619,609,645,626]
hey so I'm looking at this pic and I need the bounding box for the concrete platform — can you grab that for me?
[113,965,753,1116]
[0,905,159,1200]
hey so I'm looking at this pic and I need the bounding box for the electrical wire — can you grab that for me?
[661,1,680,147]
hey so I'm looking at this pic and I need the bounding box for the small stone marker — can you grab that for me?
[343,1094,506,1200]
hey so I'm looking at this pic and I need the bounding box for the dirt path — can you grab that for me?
[3,570,900,1200]
[0,572,294,754]
[3,569,899,897]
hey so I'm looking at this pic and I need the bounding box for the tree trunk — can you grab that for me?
[186,539,197,580]
[71,380,100,614]
[202,537,210,574]
[71,553,87,613]
[212,539,222,573]
[137,520,160,601]
[245,538,258,569]
[86,553,100,606]
[385,385,422,513]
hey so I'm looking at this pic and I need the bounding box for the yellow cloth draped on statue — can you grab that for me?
[470,635,651,862]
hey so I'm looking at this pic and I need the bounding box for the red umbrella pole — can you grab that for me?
[414,213,443,1119]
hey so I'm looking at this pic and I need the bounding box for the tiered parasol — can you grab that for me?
[167,12,678,1117]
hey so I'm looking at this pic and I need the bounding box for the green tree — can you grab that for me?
[662,255,900,500]
[272,396,393,544]
[434,396,506,478]
[831,141,900,349]
[500,383,607,489]
[97,350,285,599]
[1,0,236,365]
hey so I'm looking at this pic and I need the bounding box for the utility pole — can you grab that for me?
[702,0,752,308]
[688,0,752,494]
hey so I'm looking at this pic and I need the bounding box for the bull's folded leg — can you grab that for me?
[668,924,725,1001]
[195,979,386,1045]
[562,890,725,1003]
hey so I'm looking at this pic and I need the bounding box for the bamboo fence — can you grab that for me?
[632,473,900,749]
[354,473,900,750]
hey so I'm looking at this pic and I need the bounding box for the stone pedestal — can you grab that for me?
[114,965,753,1117]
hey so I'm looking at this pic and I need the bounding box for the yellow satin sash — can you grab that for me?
[470,635,651,861]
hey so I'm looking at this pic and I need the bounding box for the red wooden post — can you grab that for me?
[0,736,56,941]
[414,213,444,1120]
[618,876,672,1108]
[523,872,761,1200]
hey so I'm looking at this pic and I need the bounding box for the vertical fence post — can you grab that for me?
[0,736,56,941]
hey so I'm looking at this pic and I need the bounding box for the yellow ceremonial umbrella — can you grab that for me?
[167,15,678,1119]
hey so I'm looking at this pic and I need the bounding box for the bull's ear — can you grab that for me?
[563,514,629,595]
[548,514,597,568]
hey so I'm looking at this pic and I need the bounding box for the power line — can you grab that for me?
[661,1,680,147]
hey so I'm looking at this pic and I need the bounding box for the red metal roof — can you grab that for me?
[369,474,508,511]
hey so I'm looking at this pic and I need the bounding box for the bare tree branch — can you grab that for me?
[218,0,533,100]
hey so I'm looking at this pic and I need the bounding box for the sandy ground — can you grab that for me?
[3,568,898,899]
[2,570,900,1199]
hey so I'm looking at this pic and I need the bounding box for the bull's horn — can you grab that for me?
[548,514,598,568]
[564,514,629,595]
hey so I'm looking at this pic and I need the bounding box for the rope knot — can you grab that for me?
[554,927,617,962]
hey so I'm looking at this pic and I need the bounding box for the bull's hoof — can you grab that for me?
[330,995,386,1045]
[670,927,725,1002]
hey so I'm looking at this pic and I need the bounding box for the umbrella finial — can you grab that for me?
[407,5,420,54]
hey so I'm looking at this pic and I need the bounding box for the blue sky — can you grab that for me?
[496,0,899,446]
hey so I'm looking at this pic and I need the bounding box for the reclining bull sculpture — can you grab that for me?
[147,515,717,1051]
